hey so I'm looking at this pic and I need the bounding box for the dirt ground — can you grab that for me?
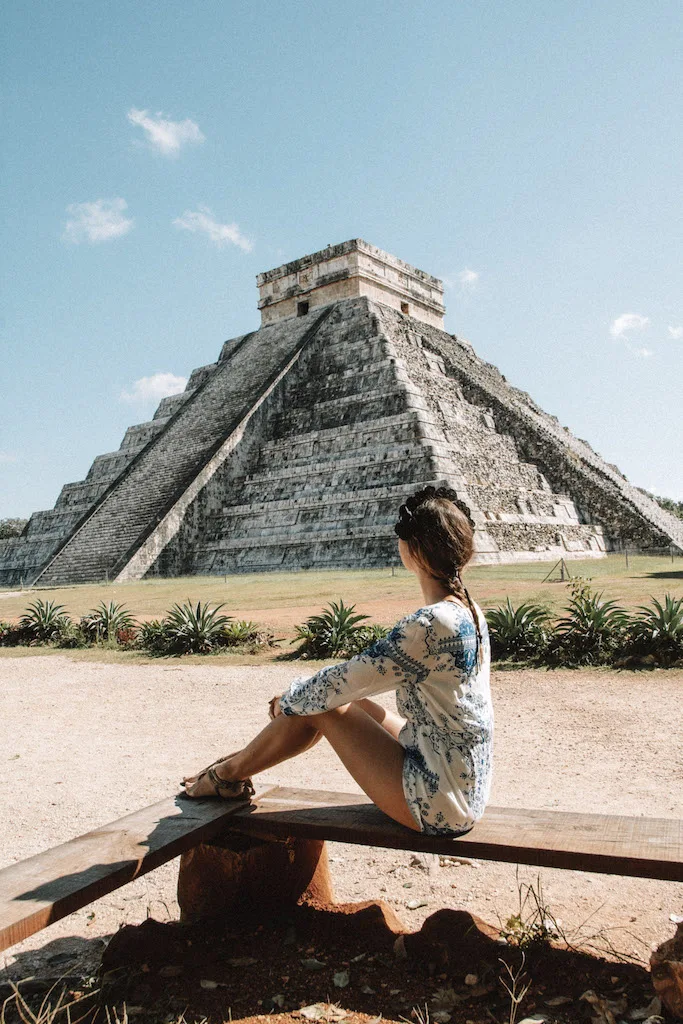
[1,653,681,1000]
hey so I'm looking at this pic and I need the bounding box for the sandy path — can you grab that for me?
[1,655,681,980]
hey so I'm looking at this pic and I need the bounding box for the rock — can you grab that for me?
[301,958,327,971]
[361,984,376,995]
[410,853,440,877]
[650,920,683,1018]
[200,979,218,990]
[464,973,478,986]
[431,1012,451,1023]
[629,996,662,1020]
[159,965,183,978]
[406,898,429,910]
[545,995,572,1006]
[333,971,350,988]
[518,1016,547,1023]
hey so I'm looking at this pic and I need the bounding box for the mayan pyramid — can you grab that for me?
[2,239,681,587]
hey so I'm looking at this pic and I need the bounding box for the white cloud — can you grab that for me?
[173,206,253,252]
[668,324,683,340]
[120,372,188,405]
[444,267,480,290]
[0,452,18,465]
[458,268,479,289]
[609,312,649,338]
[127,108,204,157]
[627,345,654,359]
[63,198,133,244]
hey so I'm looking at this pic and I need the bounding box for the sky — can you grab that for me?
[2,0,682,519]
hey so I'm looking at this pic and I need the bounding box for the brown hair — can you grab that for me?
[394,486,482,659]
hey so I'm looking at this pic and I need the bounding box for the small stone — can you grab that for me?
[271,994,285,1008]
[333,971,350,988]
[403,882,413,888]
[432,1013,451,1023]
[390,989,401,995]
[200,979,218,990]
[518,1017,547,1024]
[406,898,428,910]
[670,914,683,924]
[301,958,327,971]
[299,1005,326,1020]
[159,965,183,977]
[464,974,478,986]
[545,995,572,1006]
[350,953,366,962]
[361,985,376,995]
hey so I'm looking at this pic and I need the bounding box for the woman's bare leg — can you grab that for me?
[184,704,419,831]
[355,698,406,740]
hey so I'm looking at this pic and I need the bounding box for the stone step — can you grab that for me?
[35,309,337,586]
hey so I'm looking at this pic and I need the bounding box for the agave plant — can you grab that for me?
[343,623,389,658]
[549,582,628,666]
[163,599,233,654]
[625,593,683,666]
[485,599,551,662]
[137,619,172,655]
[19,598,71,643]
[293,599,371,658]
[81,601,137,642]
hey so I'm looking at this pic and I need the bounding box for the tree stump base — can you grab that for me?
[177,832,334,925]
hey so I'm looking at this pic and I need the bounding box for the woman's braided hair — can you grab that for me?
[394,486,482,661]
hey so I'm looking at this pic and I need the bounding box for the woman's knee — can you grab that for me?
[307,703,352,726]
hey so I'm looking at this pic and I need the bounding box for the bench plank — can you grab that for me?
[0,789,273,953]
[227,786,683,882]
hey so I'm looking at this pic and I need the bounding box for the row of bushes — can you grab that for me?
[487,581,683,667]
[0,599,278,655]
[1,585,682,666]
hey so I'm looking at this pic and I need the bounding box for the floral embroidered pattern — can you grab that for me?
[279,600,494,835]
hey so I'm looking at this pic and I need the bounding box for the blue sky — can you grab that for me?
[2,0,682,518]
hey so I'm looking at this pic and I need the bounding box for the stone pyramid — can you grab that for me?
[1,239,681,587]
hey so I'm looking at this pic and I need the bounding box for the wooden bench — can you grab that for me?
[2,785,682,953]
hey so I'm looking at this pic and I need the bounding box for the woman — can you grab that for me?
[182,486,493,836]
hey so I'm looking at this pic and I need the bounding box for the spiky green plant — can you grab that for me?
[81,601,137,642]
[163,599,233,654]
[293,599,371,658]
[548,581,628,666]
[624,593,683,666]
[343,623,389,657]
[18,599,71,643]
[485,599,551,662]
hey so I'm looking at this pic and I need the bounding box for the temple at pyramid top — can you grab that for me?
[256,239,446,328]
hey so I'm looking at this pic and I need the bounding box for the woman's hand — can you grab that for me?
[268,695,283,719]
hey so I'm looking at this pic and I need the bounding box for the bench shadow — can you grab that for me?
[11,794,225,919]
[641,569,683,579]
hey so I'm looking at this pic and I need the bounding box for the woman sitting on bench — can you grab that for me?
[183,487,493,837]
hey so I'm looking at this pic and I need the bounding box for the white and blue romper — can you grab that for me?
[279,599,494,836]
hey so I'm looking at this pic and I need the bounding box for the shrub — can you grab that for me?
[80,601,137,643]
[622,593,683,667]
[161,599,233,654]
[0,517,27,539]
[292,599,372,658]
[53,622,89,649]
[18,599,71,644]
[0,620,31,646]
[222,619,278,650]
[485,599,551,663]
[343,623,390,657]
[137,619,172,654]
[547,581,628,666]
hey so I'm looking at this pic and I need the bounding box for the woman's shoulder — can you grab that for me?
[388,599,476,648]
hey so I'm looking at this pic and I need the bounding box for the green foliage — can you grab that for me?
[0,517,27,539]
[18,599,71,643]
[81,601,137,643]
[159,599,233,654]
[52,622,89,649]
[485,599,551,663]
[343,623,390,657]
[292,599,372,658]
[623,593,683,666]
[500,876,560,951]
[137,619,172,654]
[0,620,31,646]
[221,619,278,650]
[547,580,628,666]
[652,494,683,521]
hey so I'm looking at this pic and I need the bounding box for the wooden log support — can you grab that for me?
[177,833,334,924]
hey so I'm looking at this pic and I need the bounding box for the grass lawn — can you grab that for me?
[0,553,681,633]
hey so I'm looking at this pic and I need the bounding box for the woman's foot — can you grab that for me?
[181,754,253,800]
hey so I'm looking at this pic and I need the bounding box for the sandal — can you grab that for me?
[181,754,255,801]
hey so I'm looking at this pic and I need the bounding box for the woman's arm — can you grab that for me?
[278,615,428,717]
